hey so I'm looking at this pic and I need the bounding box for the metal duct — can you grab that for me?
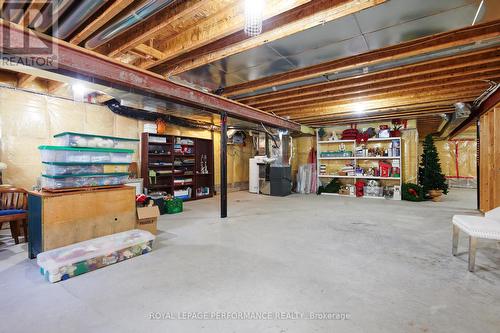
[85,0,176,50]
[439,103,472,138]
[32,0,73,32]
[2,0,30,22]
[105,99,215,131]
[52,0,107,39]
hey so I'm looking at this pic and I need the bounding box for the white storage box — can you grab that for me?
[54,132,139,149]
[39,146,133,163]
[42,162,130,176]
[37,229,155,283]
[41,173,129,189]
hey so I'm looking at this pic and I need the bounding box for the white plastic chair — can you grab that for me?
[452,207,500,272]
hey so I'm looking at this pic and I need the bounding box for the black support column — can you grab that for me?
[220,112,228,218]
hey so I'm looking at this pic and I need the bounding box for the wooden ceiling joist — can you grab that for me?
[17,73,36,88]
[47,81,67,94]
[139,0,323,71]
[0,20,300,131]
[239,47,500,105]
[94,0,207,55]
[69,0,134,45]
[285,93,484,123]
[17,0,48,27]
[252,68,500,110]
[266,83,488,115]
[298,106,454,124]
[260,79,495,112]
[302,109,454,126]
[151,0,386,75]
[223,19,500,97]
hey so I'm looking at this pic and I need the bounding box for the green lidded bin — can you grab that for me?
[166,198,183,214]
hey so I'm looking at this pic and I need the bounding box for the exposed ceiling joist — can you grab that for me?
[17,0,48,27]
[153,0,386,75]
[239,47,500,105]
[287,92,484,121]
[134,43,167,61]
[261,80,494,113]
[140,0,316,70]
[17,73,36,88]
[0,20,300,131]
[223,19,500,97]
[94,0,207,55]
[47,81,67,94]
[70,0,134,45]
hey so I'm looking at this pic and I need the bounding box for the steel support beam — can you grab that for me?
[220,112,228,218]
[0,20,300,131]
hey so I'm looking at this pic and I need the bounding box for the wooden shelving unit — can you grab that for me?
[316,136,402,200]
[141,133,214,201]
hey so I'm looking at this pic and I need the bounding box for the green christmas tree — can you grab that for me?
[418,134,448,195]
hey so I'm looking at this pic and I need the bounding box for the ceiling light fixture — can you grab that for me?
[244,0,265,36]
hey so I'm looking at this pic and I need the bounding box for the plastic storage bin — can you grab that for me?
[37,229,154,283]
[174,188,191,200]
[54,132,139,149]
[39,146,134,163]
[42,162,130,176]
[41,173,129,189]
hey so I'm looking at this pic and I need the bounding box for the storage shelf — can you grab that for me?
[319,175,400,180]
[149,184,172,189]
[318,137,400,144]
[142,132,213,202]
[319,157,354,160]
[174,183,193,187]
[319,156,400,160]
[356,156,400,160]
[317,130,402,201]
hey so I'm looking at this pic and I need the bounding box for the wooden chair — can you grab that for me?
[0,187,28,244]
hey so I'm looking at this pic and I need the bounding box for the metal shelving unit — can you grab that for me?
[316,134,402,200]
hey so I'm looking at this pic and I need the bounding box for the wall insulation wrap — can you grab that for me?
[0,87,249,190]
[433,140,477,188]
[291,136,317,182]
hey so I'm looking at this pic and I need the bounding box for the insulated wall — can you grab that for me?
[0,87,249,190]
[433,139,477,188]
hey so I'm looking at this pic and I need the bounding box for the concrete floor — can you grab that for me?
[1,188,499,333]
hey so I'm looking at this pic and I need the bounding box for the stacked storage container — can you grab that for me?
[39,132,139,190]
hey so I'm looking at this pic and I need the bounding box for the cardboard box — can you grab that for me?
[136,206,160,235]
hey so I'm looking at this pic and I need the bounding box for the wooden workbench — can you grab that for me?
[28,186,136,258]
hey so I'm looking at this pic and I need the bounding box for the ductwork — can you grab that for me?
[105,99,215,131]
[85,0,176,50]
[52,0,107,39]
[439,103,472,138]
[32,0,73,32]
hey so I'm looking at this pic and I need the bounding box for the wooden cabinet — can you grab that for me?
[28,186,136,258]
[141,133,214,201]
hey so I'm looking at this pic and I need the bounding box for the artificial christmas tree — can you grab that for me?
[418,134,448,201]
